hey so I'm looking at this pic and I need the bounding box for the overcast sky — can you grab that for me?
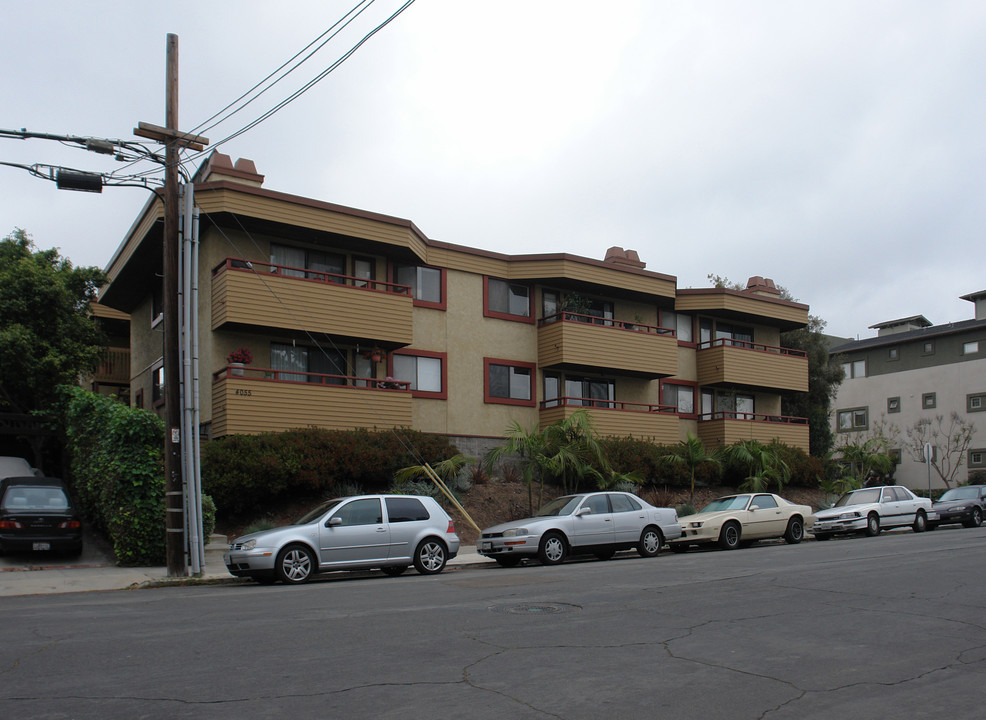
[3,1,984,339]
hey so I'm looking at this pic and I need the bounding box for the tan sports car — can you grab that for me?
[668,493,814,552]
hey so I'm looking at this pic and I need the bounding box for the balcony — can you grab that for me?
[537,313,678,379]
[93,347,130,384]
[696,412,809,450]
[538,397,679,444]
[211,258,413,345]
[696,339,808,392]
[211,365,412,437]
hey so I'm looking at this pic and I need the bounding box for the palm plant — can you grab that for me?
[662,432,721,503]
[834,436,895,488]
[393,454,475,499]
[728,440,790,494]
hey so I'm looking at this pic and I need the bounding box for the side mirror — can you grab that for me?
[749,505,760,512]
[576,506,593,516]
[327,516,342,527]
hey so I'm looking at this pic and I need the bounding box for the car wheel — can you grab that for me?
[669,542,689,553]
[275,545,316,584]
[537,532,568,565]
[718,522,741,550]
[381,565,408,576]
[637,526,664,558]
[865,513,881,537]
[784,517,805,544]
[595,549,616,561]
[912,510,928,533]
[964,507,983,528]
[413,539,448,575]
[494,555,522,568]
[813,532,832,541]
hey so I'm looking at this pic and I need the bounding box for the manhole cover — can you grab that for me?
[489,602,581,615]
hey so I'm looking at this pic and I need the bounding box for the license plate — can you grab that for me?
[481,542,492,551]
[33,542,51,551]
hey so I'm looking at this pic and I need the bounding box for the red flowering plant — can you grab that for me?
[226,347,253,364]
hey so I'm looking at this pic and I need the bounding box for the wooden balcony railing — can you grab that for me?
[538,397,679,443]
[93,347,130,384]
[697,338,806,357]
[213,257,412,295]
[696,411,809,450]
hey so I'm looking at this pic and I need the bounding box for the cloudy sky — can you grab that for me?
[3,1,984,339]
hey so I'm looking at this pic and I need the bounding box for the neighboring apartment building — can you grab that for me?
[829,291,986,490]
[98,153,811,456]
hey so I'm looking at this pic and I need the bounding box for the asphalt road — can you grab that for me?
[2,525,984,719]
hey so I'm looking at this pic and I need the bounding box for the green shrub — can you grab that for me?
[202,427,459,520]
[60,386,167,565]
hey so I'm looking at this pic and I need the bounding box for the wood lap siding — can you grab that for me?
[697,345,808,392]
[538,321,678,378]
[212,268,413,343]
[697,418,809,448]
[212,377,412,437]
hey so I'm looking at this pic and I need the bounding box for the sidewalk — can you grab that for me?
[0,538,495,598]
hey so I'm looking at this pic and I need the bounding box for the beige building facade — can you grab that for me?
[100,153,811,453]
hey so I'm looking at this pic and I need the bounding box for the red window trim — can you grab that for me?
[389,261,447,311]
[482,276,535,324]
[659,379,698,419]
[484,357,537,407]
[390,349,448,400]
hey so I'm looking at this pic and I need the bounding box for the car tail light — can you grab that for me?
[0,520,24,529]
[446,520,456,534]
[58,520,82,529]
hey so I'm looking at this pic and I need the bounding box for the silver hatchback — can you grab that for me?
[224,495,460,584]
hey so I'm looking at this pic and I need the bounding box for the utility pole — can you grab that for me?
[134,34,208,576]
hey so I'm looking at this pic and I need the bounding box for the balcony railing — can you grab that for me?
[538,397,679,443]
[211,258,414,343]
[93,347,130,384]
[211,365,412,437]
[696,339,808,392]
[696,411,809,450]
[536,313,679,378]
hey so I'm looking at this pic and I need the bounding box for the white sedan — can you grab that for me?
[811,485,936,539]
[668,493,815,551]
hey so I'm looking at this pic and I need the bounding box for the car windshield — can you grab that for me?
[700,496,750,512]
[939,487,978,501]
[834,488,881,506]
[536,496,582,516]
[1,486,70,512]
[294,498,347,525]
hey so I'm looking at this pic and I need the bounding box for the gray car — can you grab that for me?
[224,494,460,584]
[477,491,682,567]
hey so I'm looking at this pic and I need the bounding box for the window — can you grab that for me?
[331,498,382,526]
[964,340,980,355]
[271,243,345,281]
[969,449,986,469]
[841,359,866,380]
[152,362,164,407]
[485,277,532,321]
[888,347,899,361]
[837,407,868,431]
[565,376,615,408]
[394,264,444,307]
[609,494,641,512]
[701,390,754,419]
[271,343,346,384]
[922,392,936,409]
[752,495,778,509]
[923,341,935,355]
[662,311,693,342]
[393,351,445,398]
[385,497,430,523]
[151,283,163,327]
[662,383,695,415]
[968,393,986,413]
[887,397,900,414]
[485,359,535,406]
[889,449,902,465]
[700,319,753,347]
[542,289,561,322]
[352,256,374,288]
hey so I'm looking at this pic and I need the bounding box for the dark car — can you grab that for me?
[0,476,83,556]
[929,485,986,529]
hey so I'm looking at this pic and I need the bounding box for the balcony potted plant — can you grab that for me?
[361,345,386,363]
[227,347,252,376]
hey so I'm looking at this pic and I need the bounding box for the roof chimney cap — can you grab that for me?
[745,276,780,296]
[604,246,646,269]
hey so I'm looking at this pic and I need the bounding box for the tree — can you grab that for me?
[483,410,609,514]
[903,413,977,489]
[0,229,107,417]
[830,415,900,493]
[662,432,721,503]
[728,440,790,494]
[707,274,843,456]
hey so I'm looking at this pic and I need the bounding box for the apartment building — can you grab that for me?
[98,153,811,456]
[830,291,986,489]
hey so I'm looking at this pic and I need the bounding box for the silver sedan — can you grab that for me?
[477,491,682,567]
